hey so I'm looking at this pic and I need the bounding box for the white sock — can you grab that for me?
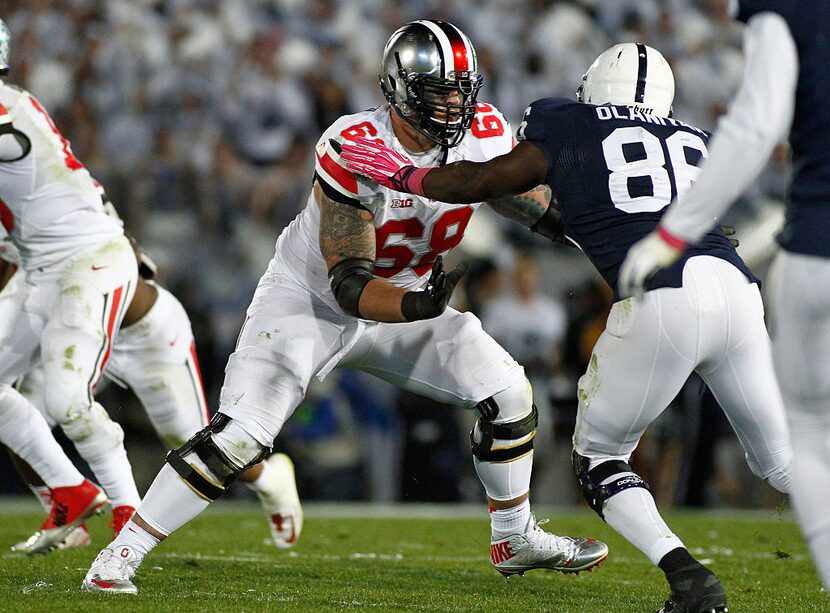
[0,387,84,488]
[244,460,271,494]
[137,463,211,536]
[111,518,161,560]
[601,477,684,565]
[29,485,52,513]
[490,499,531,540]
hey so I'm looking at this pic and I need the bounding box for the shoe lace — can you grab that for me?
[530,517,579,559]
[95,548,137,580]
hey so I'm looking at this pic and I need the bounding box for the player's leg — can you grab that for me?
[344,309,607,575]
[112,283,302,548]
[698,280,791,493]
[83,275,344,593]
[572,288,726,612]
[767,251,830,590]
[0,292,106,554]
[39,236,140,515]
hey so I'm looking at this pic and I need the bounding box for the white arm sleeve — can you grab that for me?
[660,12,798,243]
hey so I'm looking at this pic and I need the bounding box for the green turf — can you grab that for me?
[0,501,825,612]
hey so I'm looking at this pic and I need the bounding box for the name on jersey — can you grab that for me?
[596,106,706,135]
[391,198,414,208]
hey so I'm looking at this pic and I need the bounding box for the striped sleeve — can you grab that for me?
[314,137,369,211]
[0,103,13,134]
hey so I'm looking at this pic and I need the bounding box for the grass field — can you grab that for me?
[0,499,826,612]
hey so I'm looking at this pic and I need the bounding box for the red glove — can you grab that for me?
[337,136,431,195]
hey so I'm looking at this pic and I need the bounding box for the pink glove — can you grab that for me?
[337,136,431,196]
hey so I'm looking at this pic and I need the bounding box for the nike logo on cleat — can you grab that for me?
[490,541,514,565]
[91,579,117,588]
[91,265,109,271]
[52,503,69,527]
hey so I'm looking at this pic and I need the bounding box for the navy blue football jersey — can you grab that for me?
[517,97,757,300]
[736,1,830,256]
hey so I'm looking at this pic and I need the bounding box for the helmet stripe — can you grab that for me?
[434,21,470,72]
[416,20,463,76]
[635,43,648,104]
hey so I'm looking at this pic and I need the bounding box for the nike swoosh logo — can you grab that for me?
[91,265,109,271]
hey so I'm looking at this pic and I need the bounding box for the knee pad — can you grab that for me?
[572,450,650,520]
[471,379,537,463]
[166,413,270,501]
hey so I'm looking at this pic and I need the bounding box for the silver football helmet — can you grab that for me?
[379,20,482,148]
[0,19,9,75]
[577,43,674,117]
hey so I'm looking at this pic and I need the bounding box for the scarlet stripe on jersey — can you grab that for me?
[316,145,357,194]
[186,339,210,426]
[87,283,129,401]
[0,102,12,133]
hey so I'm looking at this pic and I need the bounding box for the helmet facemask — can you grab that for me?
[398,68,482,148]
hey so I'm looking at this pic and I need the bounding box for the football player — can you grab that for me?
[0,18,140,553]
[82,20,608,594]
[619,1,830,593]
[1,225,302,553]
[340,43,794,613]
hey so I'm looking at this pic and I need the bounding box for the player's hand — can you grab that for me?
[400,255,469,321]
[337,137,430,196]
[618,228,686,299]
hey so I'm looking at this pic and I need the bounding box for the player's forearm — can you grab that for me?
[486,185,551,227]
[422,161,514,204]
[661,12,798,243]
[357,279,408,323]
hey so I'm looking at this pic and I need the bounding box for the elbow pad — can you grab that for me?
[328,258,374,317]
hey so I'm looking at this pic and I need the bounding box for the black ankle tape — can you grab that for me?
[659,547,698,575]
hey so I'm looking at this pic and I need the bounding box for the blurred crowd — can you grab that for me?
[0,0,790,509]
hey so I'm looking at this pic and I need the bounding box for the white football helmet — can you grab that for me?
[577,43,674,117]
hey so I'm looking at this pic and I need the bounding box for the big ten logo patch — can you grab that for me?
[391,198,413,209]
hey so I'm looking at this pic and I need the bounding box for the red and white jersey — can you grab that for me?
[271,102,513,314]
[0,81,122,271]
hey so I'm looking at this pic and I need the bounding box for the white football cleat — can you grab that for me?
[12,523,91,554]
[490,515,608,576]
[253,453,303,549]
[81,545,140,594]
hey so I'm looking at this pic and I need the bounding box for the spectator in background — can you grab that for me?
[482,251,567,503]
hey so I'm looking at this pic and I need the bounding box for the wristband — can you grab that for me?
[658,225,688,250]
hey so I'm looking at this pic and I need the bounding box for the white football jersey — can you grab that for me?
[0,81,122,270]
[271,102,514,314]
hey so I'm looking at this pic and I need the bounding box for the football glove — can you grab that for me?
[401,255,468,321]
[337,137,431,196]
[530,204,575,247]
[618,226,687,299]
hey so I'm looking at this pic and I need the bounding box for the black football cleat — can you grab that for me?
[656,563,728,613]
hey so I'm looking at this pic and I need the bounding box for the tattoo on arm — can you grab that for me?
[317,184,376,269]
[486,184,552,227]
